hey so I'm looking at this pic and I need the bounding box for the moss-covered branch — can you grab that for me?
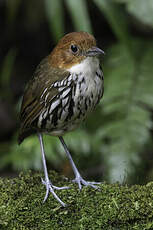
[0,171,153,229]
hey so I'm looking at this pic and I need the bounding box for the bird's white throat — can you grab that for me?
[68,57,100,76]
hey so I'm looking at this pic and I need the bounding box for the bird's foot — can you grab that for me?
[41,178,69,207]
[72,174,101,190]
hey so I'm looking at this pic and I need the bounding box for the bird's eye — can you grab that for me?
[71,44,78,53]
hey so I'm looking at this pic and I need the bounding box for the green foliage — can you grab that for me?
[96,40,153,182]
[45,0,65,41]
[94,0,132,51]
[65,0,92,33]
[114,0,153,28]
[0,171,153,229]
[0,48,17,99]
[45,0,92,42]
[6,0,21,26]
[0,135,64,171]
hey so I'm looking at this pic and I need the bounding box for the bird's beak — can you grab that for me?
[85,47,105,57]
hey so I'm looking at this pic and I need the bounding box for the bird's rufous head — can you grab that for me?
[49,31,104,69]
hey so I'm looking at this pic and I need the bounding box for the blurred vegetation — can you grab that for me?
[0,0,153,185]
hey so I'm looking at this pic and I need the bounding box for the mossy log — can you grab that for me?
[0,171,153,230]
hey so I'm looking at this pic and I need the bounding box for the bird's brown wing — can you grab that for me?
[18,56,70,144]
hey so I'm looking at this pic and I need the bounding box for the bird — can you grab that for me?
[18,31,104,207]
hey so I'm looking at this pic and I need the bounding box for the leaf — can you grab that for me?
[96,40,153,183]
[45,0,64,42]
[113,0,153,28]
[127,0,153,28]
[6,0,21,26]
[5,135,62,171]
[65,0,92,33]
[93,0,132,56]
[0,48,17,97]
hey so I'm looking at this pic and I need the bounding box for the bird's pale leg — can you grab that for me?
[38,133,69,207]
[59,136,100,190]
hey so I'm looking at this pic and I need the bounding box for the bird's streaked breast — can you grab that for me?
[37,56,103,135]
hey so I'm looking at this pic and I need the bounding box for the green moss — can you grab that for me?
[0,171,153,230]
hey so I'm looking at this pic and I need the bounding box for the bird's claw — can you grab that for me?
[41,178,70,207]
[72,175,101,190]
